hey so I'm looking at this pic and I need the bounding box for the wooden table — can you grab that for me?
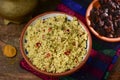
[0,0,120,80]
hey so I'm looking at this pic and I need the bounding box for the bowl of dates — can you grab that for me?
[86,0,120,42]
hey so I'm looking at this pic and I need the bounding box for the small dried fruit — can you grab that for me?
[3,45,16,57]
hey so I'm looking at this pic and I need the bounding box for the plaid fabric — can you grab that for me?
[20,0,120,80]
[61,0,86,16]
[20,49,116,80]
[60,50,116,80]
[73,0,92,9]
[20,59,59,80]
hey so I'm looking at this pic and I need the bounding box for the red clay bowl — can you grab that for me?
[20,11,92,77]
[86,0,120,42]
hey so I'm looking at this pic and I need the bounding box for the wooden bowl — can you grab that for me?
[20,11,92,77]
[86,0,120,42]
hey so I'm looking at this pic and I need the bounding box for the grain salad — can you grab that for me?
[24,15,88,73]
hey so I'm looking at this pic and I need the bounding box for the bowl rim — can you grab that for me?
[20,11,92,77]
[86,0,120,42]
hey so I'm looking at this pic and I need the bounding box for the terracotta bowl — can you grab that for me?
[86,0,120,42]
[20,11,92,77]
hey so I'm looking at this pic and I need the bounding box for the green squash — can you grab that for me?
[0,0,39,24]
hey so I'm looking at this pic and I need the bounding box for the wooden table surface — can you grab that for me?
[0,0,120,80]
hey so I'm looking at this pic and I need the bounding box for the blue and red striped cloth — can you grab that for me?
[20,0,120,80]
[20,49,117,80]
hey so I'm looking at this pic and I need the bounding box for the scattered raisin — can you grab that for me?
[36,42,41,47]
[64,50,71,55]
